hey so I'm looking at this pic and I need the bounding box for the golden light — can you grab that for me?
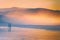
[0,0,60,10]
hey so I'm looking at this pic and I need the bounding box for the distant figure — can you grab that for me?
[8,23,11,32]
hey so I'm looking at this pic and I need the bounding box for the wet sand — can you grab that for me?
[0,27,60,40]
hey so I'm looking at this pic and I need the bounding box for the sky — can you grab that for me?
[0,0,60,25]
[0,0,60,10]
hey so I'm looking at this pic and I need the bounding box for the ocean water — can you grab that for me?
[0,26,60,40]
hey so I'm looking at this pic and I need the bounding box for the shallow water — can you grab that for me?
[0,27,60,40]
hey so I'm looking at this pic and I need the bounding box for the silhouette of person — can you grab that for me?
[8,23,11,32]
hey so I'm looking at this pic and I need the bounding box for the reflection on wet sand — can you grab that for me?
[0,27,60,40]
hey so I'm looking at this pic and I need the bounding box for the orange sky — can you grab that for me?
[0,0,60,10]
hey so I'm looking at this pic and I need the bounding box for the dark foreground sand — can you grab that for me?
[0,27,60,40]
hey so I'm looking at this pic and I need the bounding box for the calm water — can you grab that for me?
[0,26,60,40]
